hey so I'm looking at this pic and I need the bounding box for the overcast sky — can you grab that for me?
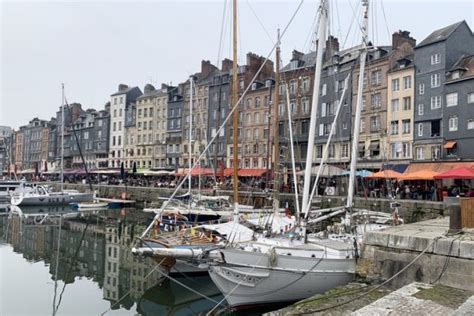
[1,0,473,129]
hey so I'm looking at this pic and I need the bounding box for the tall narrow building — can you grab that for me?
[386,31,417,164]
[413,21,474,161]
[108,84,142,168]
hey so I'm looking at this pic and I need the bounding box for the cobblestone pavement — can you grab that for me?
[352,283,473,316]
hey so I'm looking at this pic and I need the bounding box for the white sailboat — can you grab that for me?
[11,84,94,206]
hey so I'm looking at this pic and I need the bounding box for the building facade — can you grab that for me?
[386,31,417,163]
[443,55,474,159]
[166,85,183,168]
[413,21,474,161]
[109,84,142,168]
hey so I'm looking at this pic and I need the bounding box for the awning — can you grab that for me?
[174,167,215,177]
[19,169,35,174]
[238,169,269,177]
[398,170,440,181]
[443,141,457,149]
[296,165,344,177]
[340,169,373,177]
[222,168,269,177]
[404,162,474,173]
[434,167,474,179]
[144,170,173,176]
[368,142,380,150]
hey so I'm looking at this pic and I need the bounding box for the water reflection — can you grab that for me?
[0,205,227,315]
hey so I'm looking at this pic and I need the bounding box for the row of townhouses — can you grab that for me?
[2,21,473,174]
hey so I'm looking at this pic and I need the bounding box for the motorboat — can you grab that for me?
[10,183,94,206]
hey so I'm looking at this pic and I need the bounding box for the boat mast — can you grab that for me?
[346,0,369,209]
[272,29,281,211]
[61,83,65,192]
[188,76,193,202]
[301,0,328,215]
[232,0,239,218]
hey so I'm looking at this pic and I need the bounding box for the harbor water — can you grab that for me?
[0,205,286,315]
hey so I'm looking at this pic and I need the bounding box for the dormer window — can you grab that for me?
[252,82,257,90]
[451,71,461,80]
[265,80,272,88]
[290,60,299,69]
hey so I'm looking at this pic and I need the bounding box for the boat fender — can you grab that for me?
[268,247,278,267]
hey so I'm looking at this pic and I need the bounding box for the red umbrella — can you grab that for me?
[434,167,474,179]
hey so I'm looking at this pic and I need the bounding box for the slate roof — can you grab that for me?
[446,54,474,82]
[416,21,465,48]
[111,86,140,96]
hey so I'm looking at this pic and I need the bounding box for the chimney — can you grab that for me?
[201,60,217,77]
[118,84,129,92]
[221,58,233,72]
[326,36,340,54]
[392,30,416,49]
[144,84,155,94]
[291,50,304,61]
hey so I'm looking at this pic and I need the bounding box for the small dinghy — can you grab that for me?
[70,201,108,210]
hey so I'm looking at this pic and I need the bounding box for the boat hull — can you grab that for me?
[208,248,355,309]
[11,192,94,206]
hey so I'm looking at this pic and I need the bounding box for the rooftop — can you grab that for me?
[416,21,466,48]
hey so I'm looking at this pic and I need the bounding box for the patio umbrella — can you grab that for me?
[434,167,474,180]
[132,161,137,174]
[34,163,39,176]
[368,170,402,179]
[341,169,373,177]
[44,161,48,173]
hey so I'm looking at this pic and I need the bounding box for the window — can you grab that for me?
[391,99,400,112]
[290,102,297,114]
[279,83,286,95]
[446,93,458,107]
[144,108,148,117]
[418,123,423,137]
[119,109,122,117]
[431,73,440,87]
[403,97,411,110]
[391,143,401,159]
[113,109,117,117]
[302,77,310,92]
[301,120,309,134]
[246,98,252,108]
[449,116,458,131]
[371,93,381,108]
[402,143,411,158]
[360,118,365,133]
[392,78,400,91]
[416,147,424,160]
[431,96,442,109]
[341,143,349,158]
[255,97,260,107]
[468,93,474,104]
[289,80,297,94]
[403,76,411,89]
[468,119,474,130]
[371,70,382,85]
[113,122,116,131]
[418,104,424,116]
[328,144,335,158]
[390,121,399,135]
[419,83,425,95]
[138,109,142,117]
[321,103,327,117]
[370,116,380,132]
[431,120,441,137]
[431,53,441,65]
[302,98,309,114]
[402,119,411,134]
[431,145,441,160]
[254,112,259,124]
[316,145,323,158]
[321,83,327,96]
[319,124,324,136]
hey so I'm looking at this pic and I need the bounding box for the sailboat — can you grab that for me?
[11,84,94,206]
